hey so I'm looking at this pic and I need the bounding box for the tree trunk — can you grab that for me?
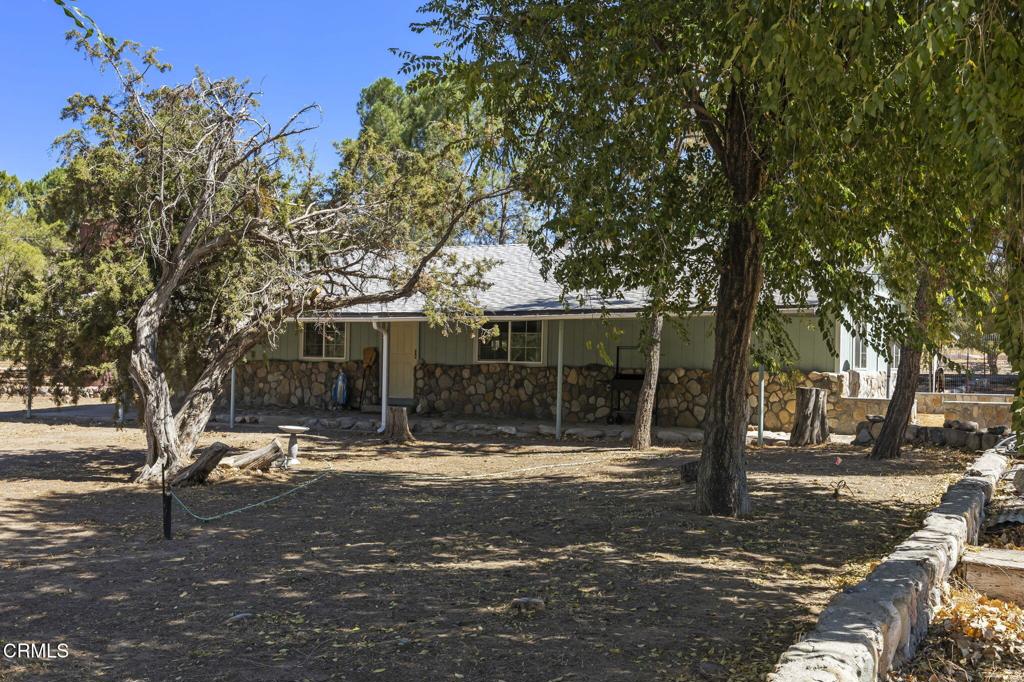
[789,387,830,446]
[174,333,260,459]
[987,352,999,376]
[220,439,284,470]
[25,368,32,418]
[131,299,188,483]
[871,274,932,460]
[631,314,664,450]
[693,87,764,517]
[132,291,262,483]
[383,406,415,443]
[169,441,230,486]
[870,345,923,459]
[696,214,764,517]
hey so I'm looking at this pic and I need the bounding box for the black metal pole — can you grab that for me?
[161,462,172,540]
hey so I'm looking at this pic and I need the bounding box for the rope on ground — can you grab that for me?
[170,449,669,523]
[170,465,332,523]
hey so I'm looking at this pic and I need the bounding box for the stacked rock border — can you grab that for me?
[853,414,1010,451]
[768,446,1012,681]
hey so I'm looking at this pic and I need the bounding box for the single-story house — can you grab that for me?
[234,245,894,432]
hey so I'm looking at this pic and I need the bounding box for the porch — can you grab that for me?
[233,314,848,438]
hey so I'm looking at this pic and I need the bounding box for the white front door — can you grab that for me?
[388,322,418,401]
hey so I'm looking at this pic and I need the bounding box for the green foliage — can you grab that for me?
[407,1,953,364]
[893,2,1024,438]
[45,25,503,413]
[339,76,535,246]
[995,237,1024,438]
[0,167,148,403]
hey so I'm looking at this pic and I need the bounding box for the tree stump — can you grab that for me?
[789,387,830,446]
[220,439,284,471]
[170,442,231,486]
[383,406,415,443]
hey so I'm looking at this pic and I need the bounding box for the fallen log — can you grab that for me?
[170,442,231,487]
[219,439,284,471]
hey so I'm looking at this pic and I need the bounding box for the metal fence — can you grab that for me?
[918,349,1018,394]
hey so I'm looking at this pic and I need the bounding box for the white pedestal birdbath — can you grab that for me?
[277,425,309,468]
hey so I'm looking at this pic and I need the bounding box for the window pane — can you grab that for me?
[854,334,868,368]
[478,323,509,361]
[303,323,324,357]
[509,321,542,363]
[323,323,345,358]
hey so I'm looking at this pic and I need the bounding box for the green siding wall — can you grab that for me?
[419,324,475,365]
[423,314,838,371]
[256,315,838,372]
[787,316,841,372]
[250,322,380,362]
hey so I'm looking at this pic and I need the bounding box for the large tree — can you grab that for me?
[950,4,1024,440]
[61,34,504,483]
[345,76,535,245]
[874,1,1024,442]
[0,173,68,407]
[409,1,936,514]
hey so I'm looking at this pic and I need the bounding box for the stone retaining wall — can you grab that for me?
[414,363,847,431]
[831,397,914,435]
[943,401,1012,431]
[0,384,105,400]
[846,369,890,399]
[918,392,1013,413]
[769,449,1010,681]
[852,417,1009,451]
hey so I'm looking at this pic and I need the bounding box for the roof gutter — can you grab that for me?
[296,306,821,324]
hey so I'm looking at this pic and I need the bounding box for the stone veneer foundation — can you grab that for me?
[225,358,380,410]
[414,363,851,432]
[227,359,885,433]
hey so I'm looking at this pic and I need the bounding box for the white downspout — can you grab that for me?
[556,320,564,440]
[372,321,389,432]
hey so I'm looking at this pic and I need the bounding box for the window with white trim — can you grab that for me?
[475,320,544,364]
[301,322,347,360]
[853,333,869,369]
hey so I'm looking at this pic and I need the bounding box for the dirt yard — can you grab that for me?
[0,409,973,682]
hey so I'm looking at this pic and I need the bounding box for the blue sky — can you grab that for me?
[0,1,438,180]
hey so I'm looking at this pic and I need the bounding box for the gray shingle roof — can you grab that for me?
[312,243,817,320]
[317,244,645,319]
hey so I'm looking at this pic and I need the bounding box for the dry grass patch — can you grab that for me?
[0,419,972,681]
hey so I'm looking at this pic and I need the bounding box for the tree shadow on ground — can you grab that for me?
[0,435,970,682]
[0,446,141,483]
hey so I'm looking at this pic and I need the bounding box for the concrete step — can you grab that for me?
[961,546,1024,605]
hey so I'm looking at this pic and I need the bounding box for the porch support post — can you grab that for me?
[373,321,390,432]
[229,366,236,430]
[556,320,564,440]
[757,364,765,446]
